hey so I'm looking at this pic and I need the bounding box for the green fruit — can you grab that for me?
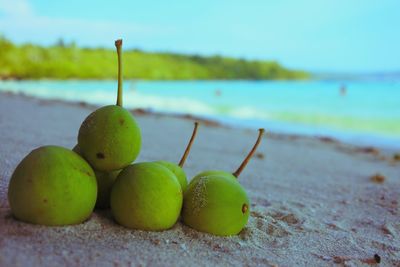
[182,129,264,236]
[94,169,121,209]
[190,170,236,186]
[77,39,141,172]
[78,105,141,171]
[110,162,182,230]
[8,146,97,226]
[182,174,249,236]
[154,160,188,192]
[72,144,120,209]
[153,122,199,192]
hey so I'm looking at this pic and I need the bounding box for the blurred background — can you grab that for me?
[0,0,399,148]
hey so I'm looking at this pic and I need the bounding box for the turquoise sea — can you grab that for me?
[1,80,399,149]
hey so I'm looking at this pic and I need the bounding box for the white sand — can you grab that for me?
[0,92,399,266]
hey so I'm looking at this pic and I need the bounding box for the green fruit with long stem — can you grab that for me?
[182,128,265,236]
[154,122,199,192]
[73,144,121,209]
[110,162,182,231]
[77,39,141,171]
[8,146,97,226]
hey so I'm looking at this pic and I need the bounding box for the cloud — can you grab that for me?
[0,0,33,17]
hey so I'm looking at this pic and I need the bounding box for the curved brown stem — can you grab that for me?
[233,128,265,178]
[115,39,123,107]
[178,122,199,167]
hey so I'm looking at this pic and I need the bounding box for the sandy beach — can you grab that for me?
[0,91,399,266]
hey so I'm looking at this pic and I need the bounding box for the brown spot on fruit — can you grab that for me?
[119,118,125,125]
[242,203,248,214]
[43,199,48,203]
[96,152,105,159]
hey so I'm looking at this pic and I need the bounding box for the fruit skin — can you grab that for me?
[8,146,97,226]
[73,144,120,209]
[182,173,250,236]
[190,170,236,184]
[110,162,183,231]
[153,160,188,192]
[94,169,121,209]
[78,105,141,172]
[72,144,81,154]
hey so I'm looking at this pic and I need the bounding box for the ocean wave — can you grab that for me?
[1,82,399,138]
[126,91,400,137]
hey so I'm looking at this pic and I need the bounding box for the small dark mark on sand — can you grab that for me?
[370,173,385,184]
[381,227,390,235]
[360,254,382,264]
[357,146,380,155]
[151,239,160,245]
[78,102,89,107]
[318,137,337,143]
[132,108,150,115]
[374,254,381,264]
[181,114,222,127]
[333,256,349,264]
[255,152,264,159]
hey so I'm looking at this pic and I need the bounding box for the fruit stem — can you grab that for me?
[178,122,199,167]
[233,128,265,178]
[115,39,123,107]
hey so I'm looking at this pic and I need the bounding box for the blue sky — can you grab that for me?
[0,0,399,72]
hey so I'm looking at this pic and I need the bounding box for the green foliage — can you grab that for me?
[0,37,309,80]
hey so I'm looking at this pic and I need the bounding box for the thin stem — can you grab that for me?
[233,128,265,178]
[178,122,199,167]
[115,39,123,107]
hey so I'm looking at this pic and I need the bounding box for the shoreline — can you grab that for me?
[2,89,400,153]
[0,91,399,266]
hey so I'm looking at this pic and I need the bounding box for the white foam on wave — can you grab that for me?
[1,81,399,147]
[230,106,272,120]
[124,91,216,116]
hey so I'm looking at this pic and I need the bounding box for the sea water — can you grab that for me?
[1,80,399,149]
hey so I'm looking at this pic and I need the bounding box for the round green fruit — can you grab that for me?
[182,174,250,236]
[94,169,121,209]
[72,143,121,209]
[78,105,141,171]
[110,162,182,231]
[182,128,265,236]
[190,170,236,186]
[8,145,97,226]
[77,39,141,172]
[154,160,187,192]
[151,122,199,193]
